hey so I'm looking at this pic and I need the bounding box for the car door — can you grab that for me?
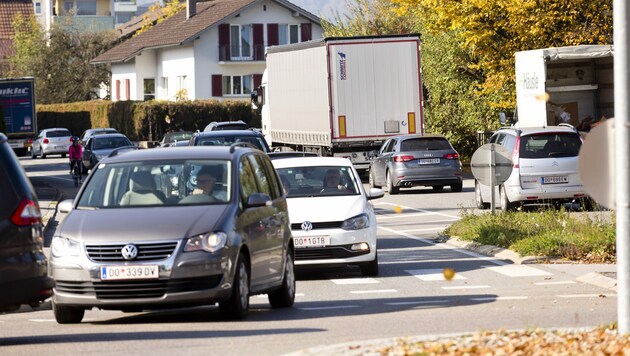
[33,131,43,154]
[372,139,394,186]
[83,138,93,168]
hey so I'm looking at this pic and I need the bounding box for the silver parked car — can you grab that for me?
[368,134,463,194]
[31,128,73,159]
[82,133,134,172]
[50,145,295,323]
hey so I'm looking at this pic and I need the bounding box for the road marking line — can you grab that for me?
[299,305,361,311]
[469,296,528,301]
[330,278,380,285]
[442,285,490,290]
[558,294,617,298]
[535,281,576,286]
[377,225,509,267]
[396,227,453,233]
[483,265,553,277]
[386,300,450,306]
[406,269,467,281]
[256,293,305,298]
[374,202,460,220]
[350,289,397,294]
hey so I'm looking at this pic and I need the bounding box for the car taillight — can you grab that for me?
[443,153,459,160]
[43,138,49,144]
[394,155,414,162]
[512,136,521,168]
[10,198,42,226]
[28,138,33,144]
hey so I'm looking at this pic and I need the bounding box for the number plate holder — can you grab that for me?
[294,236,331,248]
[101,265,159,281]
[542,176,569,184]
[418,158,440,165]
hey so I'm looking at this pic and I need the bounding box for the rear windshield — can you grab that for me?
[519,133,582,159]
[214,124,248,130]
[46,130,71,138]
[400,137,451,151]
[93,137,132,150]
[197,135,269,152]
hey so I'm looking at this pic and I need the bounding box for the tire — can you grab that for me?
[268,248,295,308]
[39,150,46,159]
[432,185,444,192]
[450,182,463,193]
[82,163,89,175]
[500,185,516,211]
[368,169,381,189]
[52,301,84,324]
[219,253,250,320]
[360,251,379,276]
[386,171,399,195]
[475,181,490,210]
[31,148,37,159]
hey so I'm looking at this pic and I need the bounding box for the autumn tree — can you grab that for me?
[322,0,416,36]
[136,0,185,36]
[9,14,118,104]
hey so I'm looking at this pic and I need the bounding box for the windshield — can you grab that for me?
[93,137,132,150]
[46,130,71,138]
[166,132,193,143]
[197,135,269,152]
[77,160,231,208]
[519,133,582,159]
[275,165,360,197]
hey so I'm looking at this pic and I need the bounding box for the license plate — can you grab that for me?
[542,176,569,184]
[101,265,159,280]
[294,236,330,248]
[418,158,440,165]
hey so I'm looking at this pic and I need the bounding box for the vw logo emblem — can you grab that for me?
[301,221,313,231]
[121,244,138,260]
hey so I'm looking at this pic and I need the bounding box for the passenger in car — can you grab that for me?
[320,168,348,194]
[194,166,227,201]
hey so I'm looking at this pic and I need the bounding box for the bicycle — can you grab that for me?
[71,159,82,187]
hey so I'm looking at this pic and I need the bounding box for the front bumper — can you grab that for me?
[50,244,235,309]
[292,227,377,266]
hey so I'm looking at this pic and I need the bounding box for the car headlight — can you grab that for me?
[51,236,81,258]
[341,213,369,230]
[95,153,107,160]
[184,232,227,253]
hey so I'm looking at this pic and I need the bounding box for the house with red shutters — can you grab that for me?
[91,0,323,102]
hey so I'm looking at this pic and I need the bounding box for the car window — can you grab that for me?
[46,130,71,138]
[381,139,394,154]
[260,155,283,199]
[247,155,273,198]
[400,137,451,151]
[197,135,267,152]
[275,165,360,197]
[519,133,582,159]
[239,156,258,205]
[76,160,231,208]
[0,147,19,213]
[93,137,132,150]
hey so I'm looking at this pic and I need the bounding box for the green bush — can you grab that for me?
[444,209,616,263]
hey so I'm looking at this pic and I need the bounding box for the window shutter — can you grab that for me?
[253,74,262,90]
[212,75,223,97]
[218,23,230,60]
[125,79,130,100]
[267,23,278,46]
[115,80,120,101]
[253,24,264,60]
[300,23,312,42]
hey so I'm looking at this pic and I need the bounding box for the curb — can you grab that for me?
[42,188,62,235]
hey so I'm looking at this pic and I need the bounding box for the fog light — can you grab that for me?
[351,242,369,251]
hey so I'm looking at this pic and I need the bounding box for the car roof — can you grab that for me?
[86,128,117,132]
[101,146,260,164]
[195,130,262,137]
[41,128,71,132]
[390,133,447,140]
[271,156,353,169]
[91,133,129,139]
[499,125,579,135]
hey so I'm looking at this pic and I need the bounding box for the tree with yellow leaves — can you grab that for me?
[136,0,186,36]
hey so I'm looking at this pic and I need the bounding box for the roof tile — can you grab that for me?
[0,0,33,58]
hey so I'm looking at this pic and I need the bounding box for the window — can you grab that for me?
[34,1,42,15]
[222,75,252,96]
[76,1,97,15]
[248,155,272,198]
[279,24,299,45]
[63,1,73,13]
[230,24,252,59]
[176,75,187,92]
[143,78,155,101]
[239,156,258,205]
[162,77,169,98]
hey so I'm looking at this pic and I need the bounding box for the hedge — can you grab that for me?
[36,99,261,141]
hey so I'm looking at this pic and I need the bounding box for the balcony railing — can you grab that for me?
[219,45,266,62]
[53,16,115,32]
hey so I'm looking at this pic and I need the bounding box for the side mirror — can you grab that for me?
[366,188,384,200]
[57,199,74,214]
[499,112,507,126]
[246,193,272,208]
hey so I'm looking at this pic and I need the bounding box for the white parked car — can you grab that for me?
[475,125,586,211]
[272,157,384,276]
[31,128,73,159]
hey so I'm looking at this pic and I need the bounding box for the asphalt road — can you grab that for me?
[0,156,617,355]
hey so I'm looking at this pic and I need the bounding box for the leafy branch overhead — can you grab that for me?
[136,0,186,36]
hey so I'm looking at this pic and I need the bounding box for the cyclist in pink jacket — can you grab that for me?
[68,136,83,175]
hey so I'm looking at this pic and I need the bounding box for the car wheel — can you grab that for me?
[219,252,250,320]
[360,251,379,276]
[31,148,37,159]
[475,181,490,210]
[82,163,88,175]
[368,169,381,189]
[52,301,84,324]
[268,248,295,308]
[39,149,46,159]
[432,185,444,192]
[500,185,516,211]
[450,182,463,192]
[386,171,399,195]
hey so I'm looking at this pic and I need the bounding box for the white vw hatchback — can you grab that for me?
[272,157,384,276]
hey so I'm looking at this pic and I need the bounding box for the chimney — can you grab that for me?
[187,0,197,19]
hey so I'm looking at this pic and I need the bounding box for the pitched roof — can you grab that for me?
[116,5,165,39]
[92,0,320,64]
[0,0,33,59]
